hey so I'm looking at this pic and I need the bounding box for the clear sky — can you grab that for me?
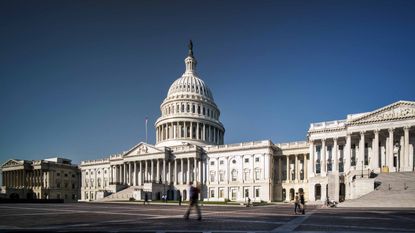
[1,0,415,170]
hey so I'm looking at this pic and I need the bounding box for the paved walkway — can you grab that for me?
[0,203,414,232]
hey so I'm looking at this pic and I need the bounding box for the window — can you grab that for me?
[210,161,215,166]
[64,182,68,188]
[231,169,237,181]
[210,172,215,182]
[219,188,224,198]
[231,189,237,200]
[72,174,75,178]
[219,171,225,182]
[255,157,259,162]
[85,192,88,199]
[197,106,200,114]
[64,173,68,177]
[72,194,76,200]
[203,107,205,115]
[57,182,61,188]
[85,179,88,187]
[244,158,249,163]
[244,188,249,198]
[232,159,236,164]
[210,189,215,198]
[57,173,61,177]
[255,187,260,198]
[72,183,75,189]
[192,104,195,113]
[255,168,261,180]
[220,160,224,165]
[244,169,250,181]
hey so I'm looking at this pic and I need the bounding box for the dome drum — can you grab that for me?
[155,43,225,147]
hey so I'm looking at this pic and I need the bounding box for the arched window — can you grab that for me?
[231,169,237,181]
[290,188,295,200]
[282,189,286,201]
[315,184,321,200]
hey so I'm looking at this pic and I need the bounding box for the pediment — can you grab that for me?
[1,159,23,168]
[349,101,415,124]
[124,142,163,156]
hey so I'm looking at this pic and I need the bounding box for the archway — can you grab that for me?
[315,184,321,200]
[176,190,181,201]
[183,189,187,200]
[339,183,346,202]
[289,188,295,201]
[299,188,304,195]
[282,189,286,201]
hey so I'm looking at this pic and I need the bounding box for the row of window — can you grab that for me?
[209,187,261,199]
[162,102,219,120]
[209,168,262,182]
[210,157,261,166]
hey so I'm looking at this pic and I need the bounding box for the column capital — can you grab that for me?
[404,125,411,130]
[373,128,380,134]
[333,137,338,142]
[360,131,365,135]
[388,128,395,133]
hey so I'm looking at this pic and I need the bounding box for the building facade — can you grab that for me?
[0,157,81,202]
[80,43,415,203]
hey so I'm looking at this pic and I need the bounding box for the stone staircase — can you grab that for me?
[98,186,137,202]
[339,172,415,207]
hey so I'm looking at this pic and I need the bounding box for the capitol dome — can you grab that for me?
[155,41,225,147]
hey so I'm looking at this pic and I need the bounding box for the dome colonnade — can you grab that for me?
[155,42,225,147]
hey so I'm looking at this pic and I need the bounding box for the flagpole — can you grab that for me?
[145,117,148,144]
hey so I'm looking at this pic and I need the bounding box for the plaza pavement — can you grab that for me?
[0,202,414,232]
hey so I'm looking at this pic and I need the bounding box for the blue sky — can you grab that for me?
[1,0,414,170]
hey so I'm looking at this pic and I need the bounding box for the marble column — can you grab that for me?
[133,162,137,186]
[187,158,190,184]
[286,156,290,182]
[181,158,184,184]
[304,154,308,181]
[372,129,379,170]
[145,160,148,183]
[118,165,122,184]
[359,131,365,170]
[345,134,351,172]
[174,159,178,185]
[139,161,143,185]
[168,161,171,184]
[404,126,410,171]
[128,162,132,185]
[321,139,326,176]
[194,158,197,183]
[295,154,299,181]
[333,138,338,172]
[308,141,314,177]
[156,159,160,183]
[151,160,154,182]
[388,128,394,169]
[163,159,166,183]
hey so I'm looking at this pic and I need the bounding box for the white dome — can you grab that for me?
[155,42,225,147]
[167,74,214,101]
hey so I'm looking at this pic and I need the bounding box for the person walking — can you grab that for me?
[178,193,182,206]
[184,181,201,220]
[294,193,300,214]
[300,192,305,214]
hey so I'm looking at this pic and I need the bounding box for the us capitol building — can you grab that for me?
[80,42,415,203]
